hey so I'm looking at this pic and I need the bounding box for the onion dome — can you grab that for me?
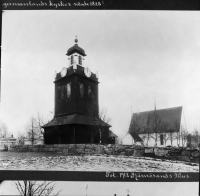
[66,36,86,56]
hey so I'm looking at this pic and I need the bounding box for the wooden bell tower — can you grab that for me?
[43,37,115,145]
[54,37,99,117]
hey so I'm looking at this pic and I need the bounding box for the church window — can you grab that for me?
[71,55,74,65]
[88,85,92,98]
[88,85,95,100]
[79,83,84,97]
[160,134,164,145]
[79,56,82,65]
[66,83,71,98]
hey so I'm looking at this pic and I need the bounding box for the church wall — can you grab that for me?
[123,133,185,147]
[140,133,184,147]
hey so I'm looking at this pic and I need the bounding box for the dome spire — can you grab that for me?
[75,35,78,44]
[66,36,86,56]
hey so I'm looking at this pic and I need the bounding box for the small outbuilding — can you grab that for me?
[0,135,17,150]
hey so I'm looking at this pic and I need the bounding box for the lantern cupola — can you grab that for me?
[66,36,86,67]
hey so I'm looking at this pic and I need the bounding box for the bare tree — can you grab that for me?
[168,132,176,146]
[0,122,9,138]
[25,117,38,145]
[161,122,170,146]
[187,133,192,148]
[192,127,200,148]
[34,112,47,142]
[25,112,51,145]
[128,113,144,144]
[145,113,152,146]
[16,132,26,145]
[149,111,163,146]
[94,108,111,144]
[14,181,61,196]
[180,125,188,147]
[173,120,181,146]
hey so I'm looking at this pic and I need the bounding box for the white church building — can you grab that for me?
[123,106,185,147]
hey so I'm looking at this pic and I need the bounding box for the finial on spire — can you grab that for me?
[75,35,78,44]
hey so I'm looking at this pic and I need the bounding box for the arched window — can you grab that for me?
[71,55,74,65]
[79,56,82,65]
[66,83,71,98]
[88,85,92,99]
[160,134,164,145]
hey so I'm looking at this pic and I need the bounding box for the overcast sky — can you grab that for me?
[1,11,200,139]
[0,181,199,196]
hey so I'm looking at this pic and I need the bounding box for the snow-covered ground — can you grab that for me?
[0,152,199,172]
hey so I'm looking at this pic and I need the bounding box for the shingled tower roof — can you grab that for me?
[66,36,86,56]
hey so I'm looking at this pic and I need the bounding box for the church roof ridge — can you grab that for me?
[132,106,182,115]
